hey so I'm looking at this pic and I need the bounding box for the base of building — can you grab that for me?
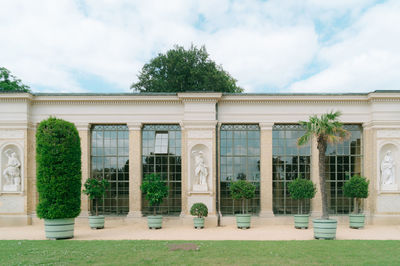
[0,214,32,226]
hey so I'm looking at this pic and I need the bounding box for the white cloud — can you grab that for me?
[0,0,397,93]
[290,0,400,92]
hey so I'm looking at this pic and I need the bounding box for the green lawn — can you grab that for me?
[1,240,399,265]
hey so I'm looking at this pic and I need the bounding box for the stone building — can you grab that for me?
[0,91,399,226]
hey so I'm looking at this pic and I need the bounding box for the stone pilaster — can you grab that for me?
[77,123,91,217]
[259,123,274,217]
[363,125,375,216]
[311,136,322,217]
[26,124,36,218]
[127,123,142,217]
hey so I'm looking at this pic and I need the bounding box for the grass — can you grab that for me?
[1,240,399,265]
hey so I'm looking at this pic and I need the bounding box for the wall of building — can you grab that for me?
[0,91,399,226]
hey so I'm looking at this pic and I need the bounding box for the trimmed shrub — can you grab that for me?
[190,203,208,218]
[344,175,369,214]
[83,177,110,216]
[288,177,316,214]
[141,173,168,215]
[36,117,82,219]
[230,180,256,214]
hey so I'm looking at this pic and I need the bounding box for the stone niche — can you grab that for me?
[0,143,24,193]
[378,143,399,192]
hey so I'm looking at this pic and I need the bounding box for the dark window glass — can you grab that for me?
[273,124,311,215]
[326,124,362,214]
[142,125,181,215]
[91,125,129,215]
[220,124,260,215]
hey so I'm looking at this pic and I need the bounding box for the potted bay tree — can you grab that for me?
[36,117,82,240]
[141,173,168,229]
[83,177,110,229]
[343,175,369,229]
[230,179,256,229]
[288,177,316,229]
[298,111,349,239]
[190,202,208,229]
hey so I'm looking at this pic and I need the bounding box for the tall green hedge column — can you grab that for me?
[36,117,82,239]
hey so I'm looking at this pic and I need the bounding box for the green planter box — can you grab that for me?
[349,214,365,229]
[236,214,251,229]
[44,218,75,240]
[312,219,337,240]
[89,215,105,229]
[147,215,163,229]
[193,217,205,229]
[294,214,309,229]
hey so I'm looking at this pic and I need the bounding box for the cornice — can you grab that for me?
[363,121,400,129]
[178,92,222,102]
[180,120,218,130]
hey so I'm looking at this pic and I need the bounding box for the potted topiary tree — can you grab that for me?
[288,177,316,229]
[298,111,349,239]
[36,117,81,239]
[141,173,168,229]
[83,177,110,229]
[230,179,256,229]
[343,175,369,229]
[190,202,208,229]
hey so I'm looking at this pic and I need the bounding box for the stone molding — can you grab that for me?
[259,122,274,130]
[127,122,142,131]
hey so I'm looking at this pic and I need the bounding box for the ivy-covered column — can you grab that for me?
[127,123,142,217]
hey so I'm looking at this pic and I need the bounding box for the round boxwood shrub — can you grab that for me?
[343,175,369,214]
[230,180,256,214]
[36,117,82,219]
[190,203,208,218]
[288,177,316,214]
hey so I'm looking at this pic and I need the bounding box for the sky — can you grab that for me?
[1,0,399,94]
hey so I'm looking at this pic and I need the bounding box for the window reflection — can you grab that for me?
[220,124,260,215]
[91,125,129,215]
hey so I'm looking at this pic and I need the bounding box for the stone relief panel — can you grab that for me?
[190,144,211,192]
[1,144,23,193]
[378,143,399,192]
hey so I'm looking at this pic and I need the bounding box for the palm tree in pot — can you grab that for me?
[230,179,256,229]
[288,177,316,229]
[83,177,110,229]
[343,175,369,229]
[141,173,168,229]
[190,203,208,229]
[298,111,349,239]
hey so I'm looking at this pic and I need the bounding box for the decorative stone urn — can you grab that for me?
[312,219,337,240]
[44,218,75,240]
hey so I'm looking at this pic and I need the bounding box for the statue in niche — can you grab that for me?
[2,149,21,191]
[381,150,395,185]
[192,150,208,192]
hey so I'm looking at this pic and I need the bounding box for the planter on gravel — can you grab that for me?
[89,215,105,229]
[294,214,310,229]
[147,215,163,229]
[349,213,365,229]
[235,214,251,229]
[44,218,75,240]
[312,219,337,240]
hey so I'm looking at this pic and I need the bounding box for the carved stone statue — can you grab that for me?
[192,150,208,192]
[381,150,395,185]
[2,149,21,192]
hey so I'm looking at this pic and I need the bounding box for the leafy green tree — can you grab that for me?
[297,111,349,219]
[83,177,110,216]
[141,173,168,215]
[230,180,256,214]
[343,175,369,214]
[0,67,30,92]
[131,45,243,93]
[288,177,316,214]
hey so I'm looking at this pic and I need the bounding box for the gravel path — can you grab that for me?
[1,221,400,240]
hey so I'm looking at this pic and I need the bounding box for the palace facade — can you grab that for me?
[1,91,399,226]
